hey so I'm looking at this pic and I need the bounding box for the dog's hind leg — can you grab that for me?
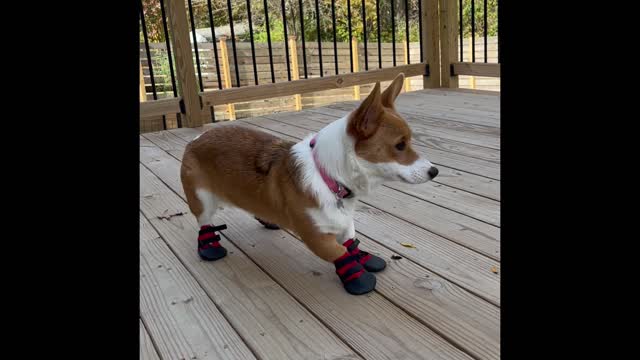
[190,188,228,261]
[181,161,228,261]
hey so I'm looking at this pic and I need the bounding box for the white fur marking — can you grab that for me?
[195,188,219,227]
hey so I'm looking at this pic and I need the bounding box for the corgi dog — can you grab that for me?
[180,73,438,295]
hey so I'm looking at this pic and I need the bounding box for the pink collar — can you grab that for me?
[310,136,352,199]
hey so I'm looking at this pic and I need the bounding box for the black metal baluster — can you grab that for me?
[264,0,276,83]
[471,0,475,62]
[331,0,339,74]
[226,0,241,86]
[361,0,368,70]
[497,0,500,62]
[140,0,162,128]
[315,0,323,76]
[187,0,204,91]
[160,0,177,97]
[391,0,396,66]
[347,0,353,72]
[281,0,292,81]
[298,0,308,78]
[418,0,423,62]
[206,0,222,90]
[484,0,488,62]
[459,0,463,61]
[376,0,381,68]
[160,0,180,127]
[404,0,410,64]
[246,0,259,85]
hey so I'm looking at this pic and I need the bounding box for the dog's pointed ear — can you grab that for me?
[381,73,405,108]
[348,81,384,140]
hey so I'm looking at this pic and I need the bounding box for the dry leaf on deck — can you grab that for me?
[400,242,416,248]
[490,266,499,274]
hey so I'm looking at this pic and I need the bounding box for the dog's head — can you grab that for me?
[347,73,438,184]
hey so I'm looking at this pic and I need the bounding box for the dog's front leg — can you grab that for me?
[340,220,387,273]
[337,220,356,244]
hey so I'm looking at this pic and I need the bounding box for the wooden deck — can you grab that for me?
[139,88,500,360]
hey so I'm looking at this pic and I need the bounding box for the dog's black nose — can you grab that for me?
[428,167,439,179]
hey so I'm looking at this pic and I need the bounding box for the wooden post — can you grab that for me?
[403,40,411,92]
[439,0,459,88]
[164,0,203,127]
[352,37,360,100]
[139,61,147,102]
[422,0,441,88]
[218,36,236,120]
[288,36,302,111]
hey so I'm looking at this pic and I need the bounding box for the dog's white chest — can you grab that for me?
[306,202,355,235]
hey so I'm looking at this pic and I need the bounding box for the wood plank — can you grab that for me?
[444,88,500,96]
[140,319,161,360]
[452,62,500,77]
[202,205,477,360]
[159,121,500,260]
[140,98,181,118]
[141,152,477,360]
[250,114,500,201]
[327,103,500,149]
[141,138,500,359]
[139,213,257,360]
[165,0,202,127]
[201,63,428,106]
[149,128,499,359]
[360,186,499,260]
[261,109,501,181]
[143,131,499,305]
[306,107,500,163]
[354,203,499,305]
[246,117,500,221]
[143,131,186,159]
[153,124,499,258]
[140,135,155,147]
[140,164,360,360]
[285,229,500,360]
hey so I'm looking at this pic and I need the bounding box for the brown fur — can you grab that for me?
[181,73,413,263]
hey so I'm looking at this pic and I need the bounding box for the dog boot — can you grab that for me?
[334,251,376,295]
[343,238,386,272]
[198,224,228,261]
[255,216,280,230]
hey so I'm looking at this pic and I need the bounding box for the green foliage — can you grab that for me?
[140,0,498,44]
[461,0,498,38]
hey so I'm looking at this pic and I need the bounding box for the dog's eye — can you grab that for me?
[395,141,406,151]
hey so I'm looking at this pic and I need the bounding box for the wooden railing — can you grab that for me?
[139,0,500,129]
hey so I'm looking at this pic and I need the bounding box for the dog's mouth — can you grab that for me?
[397,174,430,184]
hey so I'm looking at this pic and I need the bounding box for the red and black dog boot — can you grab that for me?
[197,224,228,261]
[334,252,376,295]
[255,216,280,230]
[343,238,386,272]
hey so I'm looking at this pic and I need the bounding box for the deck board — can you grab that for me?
[260,110,501,180]
[147,130,499,262]
[140,165,360,360]
[142,133,499,359]
[139,88,500,360]
[140,214,257,360]
[226,117,501,220]
[140,319,161,360]
[254,110,500,203]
